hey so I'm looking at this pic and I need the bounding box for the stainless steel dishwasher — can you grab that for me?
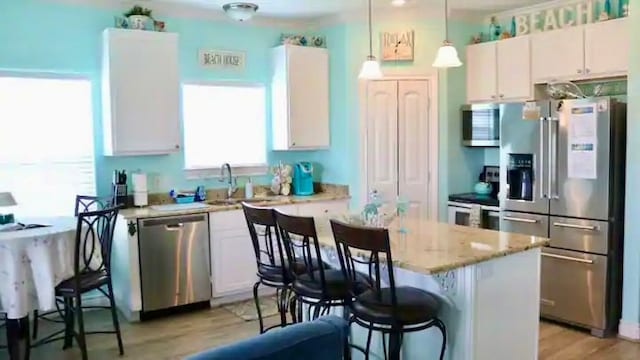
[138,214,211,313]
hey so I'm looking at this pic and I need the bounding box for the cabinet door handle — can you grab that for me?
[552,222,598,231]
[585,68,591,74]
[499,94,504,98]
[577,69,583,74]
[542,252,594,264]
[502,216,538,224]
[540,298,556,307]
[491,95,496,99]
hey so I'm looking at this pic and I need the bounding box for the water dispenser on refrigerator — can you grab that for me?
[506,154,534,201]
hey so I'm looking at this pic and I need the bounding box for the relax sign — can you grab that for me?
[514,0,599,35]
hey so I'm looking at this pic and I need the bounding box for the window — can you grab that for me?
[182,83,267,175]
[0,75,95,217]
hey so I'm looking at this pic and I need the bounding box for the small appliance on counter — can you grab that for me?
[113,170,130,207]
[292,162,314,196]
[132,171,148,207]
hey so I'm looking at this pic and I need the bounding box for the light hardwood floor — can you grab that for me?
[2,308,640,359]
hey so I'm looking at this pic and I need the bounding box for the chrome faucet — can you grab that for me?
[220,163,237,199]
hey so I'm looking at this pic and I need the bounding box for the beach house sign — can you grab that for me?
[512,0,608,36]
[198,49,245,70]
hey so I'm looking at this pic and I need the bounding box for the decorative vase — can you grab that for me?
[128,15,150,30]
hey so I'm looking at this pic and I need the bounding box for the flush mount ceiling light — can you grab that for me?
[432,0,462,68]
[359,0,383,79]
[222,2,259,22]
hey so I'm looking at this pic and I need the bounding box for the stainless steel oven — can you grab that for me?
[448,201,500,230]
[461,104,500,147]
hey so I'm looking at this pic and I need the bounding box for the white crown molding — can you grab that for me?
[619,319,640,341]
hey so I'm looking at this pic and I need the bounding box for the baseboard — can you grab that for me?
[618,320,640,341]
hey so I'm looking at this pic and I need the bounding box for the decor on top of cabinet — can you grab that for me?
[280,34,326,48]
[489,16,502,41]
[124,5,153,30]
[270,162,293,196]
[381,30,414,62]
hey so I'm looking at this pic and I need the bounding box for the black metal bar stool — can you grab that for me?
[32,195,116,342]
[275,211,371,323]
[330,220,447,360]
[242,203,299,333]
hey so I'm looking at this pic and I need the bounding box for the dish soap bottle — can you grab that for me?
[245,177,254,199]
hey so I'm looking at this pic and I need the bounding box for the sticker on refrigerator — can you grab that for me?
[567,105,597,179]
[522,102,540,120]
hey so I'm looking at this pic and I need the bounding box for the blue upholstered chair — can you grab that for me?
[186,316,349,360]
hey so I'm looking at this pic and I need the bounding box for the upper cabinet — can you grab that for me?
[272,45,329,150]
[532,18,628,83]
[584,18,629,77]
[102,29,181,156]
[497,36,532,101]
[531,26,584,83]
[466,42,497,103]
[466,36,531,103]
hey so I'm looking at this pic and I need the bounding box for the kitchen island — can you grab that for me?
[314,216,549,360]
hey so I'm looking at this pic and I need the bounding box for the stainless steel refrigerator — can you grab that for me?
[499,97,626,337]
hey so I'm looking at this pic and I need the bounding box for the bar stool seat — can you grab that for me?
[294,270,372,301]
[352,287,440,325]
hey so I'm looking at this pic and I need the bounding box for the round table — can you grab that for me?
[0,217,78,360]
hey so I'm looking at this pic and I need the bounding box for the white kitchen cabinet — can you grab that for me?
[531,26,585,83]
[297,200,349,217]
[497,36,532,101]
[466,36,531,103]
[102,28,181,156]
[585,18,629,77]
[210,210,257,297]
[466,42,497,103]
[272,45,329,150]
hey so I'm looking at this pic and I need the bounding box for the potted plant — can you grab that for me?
[124,5,153,30]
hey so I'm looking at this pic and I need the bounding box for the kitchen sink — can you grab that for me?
[206,198,281,206]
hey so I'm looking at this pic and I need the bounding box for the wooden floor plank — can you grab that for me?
[2,307,639,359]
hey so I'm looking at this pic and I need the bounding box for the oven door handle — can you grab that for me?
[542,252,594,264]
[502,216,538,224]
[552,222,598,231]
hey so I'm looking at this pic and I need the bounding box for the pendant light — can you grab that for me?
[359,0,383,79]
[433,0,462,68]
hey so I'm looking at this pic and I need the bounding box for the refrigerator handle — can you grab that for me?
[549,117,560,200]
[539,117,547,199]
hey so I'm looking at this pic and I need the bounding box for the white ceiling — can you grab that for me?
[151,0,551,19]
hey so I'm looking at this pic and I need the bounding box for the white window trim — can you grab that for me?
[181,80,269,179]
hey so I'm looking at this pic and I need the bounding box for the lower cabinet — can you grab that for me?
[209,200,348,298]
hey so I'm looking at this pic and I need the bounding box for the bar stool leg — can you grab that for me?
[388,327,402,360]
[252,281,264,333]
[434,318,447,360]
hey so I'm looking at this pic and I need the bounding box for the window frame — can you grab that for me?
[181,80,269,179]
[0,71,97,216]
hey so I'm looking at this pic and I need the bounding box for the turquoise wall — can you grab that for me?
[321,18,485,218]
[0,0,324,196]
[0,0,486,219]
[622,0,639,332]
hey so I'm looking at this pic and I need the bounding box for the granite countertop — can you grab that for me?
[315,216,550,274]
[118,192,351,220]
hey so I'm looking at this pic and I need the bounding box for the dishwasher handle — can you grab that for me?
[140,214,207,228]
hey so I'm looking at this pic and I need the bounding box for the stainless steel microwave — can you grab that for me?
[461,104,500,147]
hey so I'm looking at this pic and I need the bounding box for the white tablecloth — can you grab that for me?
[0,217,78,319]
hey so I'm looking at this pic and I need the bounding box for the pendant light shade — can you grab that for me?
[359,56,383,79]
[359,0,383,79]
[433,0,463,68]
[433,41,462,68]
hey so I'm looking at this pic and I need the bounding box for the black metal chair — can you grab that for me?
[33,195,116,341]
[0,313,6,350]
[330,220,447,360]
[36,207,124,360]
[242,203,297,333]
[275,211,371,323]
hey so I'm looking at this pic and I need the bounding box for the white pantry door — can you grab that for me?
[398,80,431,219]
[366,81,398,205]
[366,80,433,219]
